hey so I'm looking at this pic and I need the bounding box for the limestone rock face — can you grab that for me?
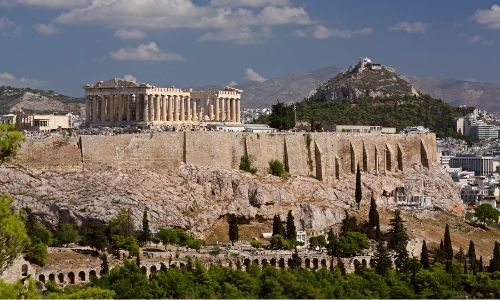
[0,161,462,237]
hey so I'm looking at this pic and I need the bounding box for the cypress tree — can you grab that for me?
[340,210,358,236]
[420,240,430,269]
[372,241,392,276]
[272,214,285,236]
[434,239,447,264]
[326,228,338,257]
[455,247,465,263]
[388,210,409,271]
[443,224,453,261]
[100,254,109,275]
[478,256,484,272]
[228,214,239,245]
[141,209,150,246]
[290,249,302,269]
[285,210,297,240]
[355,164,362,209]
[467,240,477,274]
[489,241,500,272]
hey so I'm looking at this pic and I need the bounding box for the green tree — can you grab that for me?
[387,210,409,271]
[239,154,257,174]
[228,214,239,245]
[56,223,79,245]
[268,101,295,131]
[433,239,447,265]
[270,234,291,250]
[489,241,500,272]
[371,241,392,276]
[309,235,327,250]
[111,235,140,257]
[474,204,500,225]
[23,208,52,245]
[443,224,453,261]
[420,240,430,269]
[24,242,47,266]
[0,124,25,162]
[268,160,288,178]
[157,228,180,246]
[272,214,285,237]
[96,259,151,299]
[340,210,359,236]
[83,219,109,251]
[100,254,109,275]
[0,193,29,269]
[355,164,362,209]
[285,210,297,241]
[140,209,150,246]
[337,232,369,257]
[326,228,339,257]
[0,279,39,299]
[368,195,380,240]
[467,240,477,274]
[108,210,135,238]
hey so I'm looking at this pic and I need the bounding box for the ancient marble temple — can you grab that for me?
[83,79,242,125]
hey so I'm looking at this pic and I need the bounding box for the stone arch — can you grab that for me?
[141,266,147,275]
[287,258,293,267]
[321,259,327,268]
[270,258,277,267]
[49,274,55,282]
[350,142,356,174]
[38,274,45,283]
[335,156,341,180]
[362,142,368,172]
[68,272,75,284]
[261,259,268,267]
[160,263,167,271]
[150,265,157,275]
[305,258,311,269]
[21,264,28,276]
[179,263,185,268]
[244,258,251,269]
[385,145,392,172]
[313,258,319,269]
[89,270,97,278]
[362,259,367,268]
[58,273,64,283]
[78,271,86,282]
[278,258,285,269]
[397,144,404,171]
[252,259,259,266]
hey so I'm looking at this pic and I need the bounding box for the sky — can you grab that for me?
[0,0,499,97]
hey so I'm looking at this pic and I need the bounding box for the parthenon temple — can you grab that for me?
[83,79,242,125]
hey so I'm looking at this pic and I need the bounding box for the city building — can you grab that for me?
[469,121,498,140]
[331,125,396,134]
[0,114,16,125]
[449,155,495,176]
[83,79,242,126]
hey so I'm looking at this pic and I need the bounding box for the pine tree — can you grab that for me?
[489,241,500,272]
[355,164,362,209]
[420,240,430,269]
[340,210,358,236]
[285,210,297,240]
[443,224,453,261]
[272,214,285,236]
[478,256,484,272]
[388,210,409,271]
[228,214,239,245]
[290,249,302,269]
[100,254,109,275]
[141,209,150,246]
[372,241,392,276]
[467,240,477,274]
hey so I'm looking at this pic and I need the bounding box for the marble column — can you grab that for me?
[126,95,132,122]
[215,98,220,122]
[134,94,141,121]
[161,95,166,121]
[179,96,185,121]
[168,95,173,121]
[85,96,90,124]
[229,98,234,122]
[192,101,197,121]
[143,94,149,122]
[92,96,98,122]
[186,96,191,121]
[147,95,153,121]
[209,104,214,121]
[154,95,160,121]
[100,96,106,122]
[236,99,241,123]
[221,97,226,121]
[173,96,179,121]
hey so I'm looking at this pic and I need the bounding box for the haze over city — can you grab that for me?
[1,0,500,96]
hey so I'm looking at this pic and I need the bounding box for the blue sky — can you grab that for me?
[0,0,499,97]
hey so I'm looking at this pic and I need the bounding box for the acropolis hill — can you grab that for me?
[1,131,464,243]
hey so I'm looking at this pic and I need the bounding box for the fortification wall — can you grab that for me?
[14,132,437,179]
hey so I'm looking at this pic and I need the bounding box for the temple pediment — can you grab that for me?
[85,78,152,88]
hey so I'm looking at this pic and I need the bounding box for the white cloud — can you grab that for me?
[227,80,238,86]
[0,0,90,8]
[472,4,500,29]
[52,0,311,30]
[0,16,22,36]
[114,29,146,40]
[199,27,272,44]
[210,0,289,7]
[0,72,46,88]
[110,42,184,62]
[122,74,137,82]
[389,22,427,33]
[34,23,60,35]
[245,68,266,82]
[467,35,494,46]
[295,25,373,39]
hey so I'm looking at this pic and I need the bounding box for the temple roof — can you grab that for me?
[84,78,152,88]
